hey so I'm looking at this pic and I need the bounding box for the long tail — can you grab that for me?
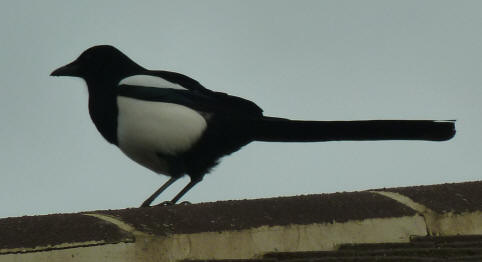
[251,117,456,142]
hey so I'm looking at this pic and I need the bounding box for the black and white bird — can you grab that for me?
[51,45,456,207]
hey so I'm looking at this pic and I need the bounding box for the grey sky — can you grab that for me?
[1,1,480,218]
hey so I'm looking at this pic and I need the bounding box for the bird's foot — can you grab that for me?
[155,201,175,206]
[140,200,190,208]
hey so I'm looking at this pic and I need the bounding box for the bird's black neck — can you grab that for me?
[86,80,119,145]
[83,62,144,145]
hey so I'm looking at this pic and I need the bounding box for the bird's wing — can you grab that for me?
[117,84,263,117]
[150,70,209,92]
[150,71,264,116]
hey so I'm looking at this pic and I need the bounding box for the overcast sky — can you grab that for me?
[1,1,480,218]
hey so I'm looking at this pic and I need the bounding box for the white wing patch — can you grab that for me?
[119,75,187,90]
[116,96,207,175]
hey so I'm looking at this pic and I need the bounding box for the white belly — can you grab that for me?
[116,96,207,175]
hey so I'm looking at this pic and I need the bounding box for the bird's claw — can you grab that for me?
[156,201,175,206]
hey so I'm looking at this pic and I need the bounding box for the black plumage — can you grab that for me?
[51,45,456,206]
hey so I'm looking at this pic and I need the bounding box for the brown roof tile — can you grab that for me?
[99,191,415,235]
[381,181,482,213]
[0,213,133,250]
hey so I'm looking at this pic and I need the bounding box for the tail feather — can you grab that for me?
[251,117,456,142]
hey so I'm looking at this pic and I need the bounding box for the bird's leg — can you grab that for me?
[140,177,178,207]
[170,177,202,204]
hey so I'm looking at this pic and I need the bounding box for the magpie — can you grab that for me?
[51,45,456,207]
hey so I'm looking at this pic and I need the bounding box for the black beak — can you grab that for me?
[50,60,81,77]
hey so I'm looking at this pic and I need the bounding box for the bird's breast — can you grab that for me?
[116,96,207,175]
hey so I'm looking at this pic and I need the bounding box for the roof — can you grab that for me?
[0,181,480,261]
[256,235,482,261]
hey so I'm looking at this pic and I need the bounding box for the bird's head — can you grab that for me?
[51,45,142,84]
